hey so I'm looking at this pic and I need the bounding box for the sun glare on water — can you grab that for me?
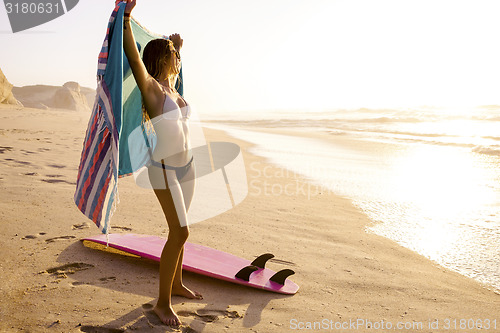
[392,145,491,215]
[376,143,498,259]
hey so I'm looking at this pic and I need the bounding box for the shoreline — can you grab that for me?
[204,122,500,294]
[0,107,498,332]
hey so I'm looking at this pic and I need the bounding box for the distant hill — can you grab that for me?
[12,82,96,112]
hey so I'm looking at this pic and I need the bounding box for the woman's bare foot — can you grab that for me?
[172,284,203,299]
[153,303,181,326]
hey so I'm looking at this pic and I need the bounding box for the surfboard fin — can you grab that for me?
[235,265,259,281]
[269,269,295,285]
[251,253,275,269]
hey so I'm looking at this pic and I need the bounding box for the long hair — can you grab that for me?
[141,38,175,134]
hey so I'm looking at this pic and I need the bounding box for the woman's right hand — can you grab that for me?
[125,0,136,15]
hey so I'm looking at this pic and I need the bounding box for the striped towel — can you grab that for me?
[74,1,183,234]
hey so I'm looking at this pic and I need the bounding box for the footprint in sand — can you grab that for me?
[46,262,94,278]
[22,235,38,240]
[198,309,242,320]
[99,276,116,283]
[45,235,76,243]
[177,309,242,323]
[22,232,46,240]
[10,159,32,166]
[22,172,39,176]
[41,179,76,185]
[47,164,65,169]
[142,303,154,310]
[111,226,132,231]
[79,325,124,333]
[72,223,90,230]
[0,146,13,154]
[72,281,88,286]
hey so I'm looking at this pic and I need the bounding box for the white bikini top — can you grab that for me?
[147,91,191,163]
[155,87,191,121]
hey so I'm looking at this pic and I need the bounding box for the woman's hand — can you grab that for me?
[169,33,183,51]
[125,0,136,15]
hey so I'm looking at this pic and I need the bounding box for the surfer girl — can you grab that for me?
[123,0,202,326]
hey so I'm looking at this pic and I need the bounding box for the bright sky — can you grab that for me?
[1,0,500,117]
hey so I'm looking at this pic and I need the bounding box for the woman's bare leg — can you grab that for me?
[151,186,187,326]
[149,162,200,326]
[150,165,188,326]
[170,163,202,299]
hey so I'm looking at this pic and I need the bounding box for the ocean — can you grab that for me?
[202,106,500,292]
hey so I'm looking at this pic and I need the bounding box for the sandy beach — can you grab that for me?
[0,105,499,333]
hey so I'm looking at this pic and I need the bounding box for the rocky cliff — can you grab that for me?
[0,68,22,106]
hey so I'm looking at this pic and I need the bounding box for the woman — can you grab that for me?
[123,0,202,326]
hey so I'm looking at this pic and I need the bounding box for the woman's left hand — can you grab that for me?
[169,33,183,51]
[125,0,136,15]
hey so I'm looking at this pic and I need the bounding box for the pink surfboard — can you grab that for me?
[82,233,299,295]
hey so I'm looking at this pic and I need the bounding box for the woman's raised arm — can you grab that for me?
[123,0,157,97]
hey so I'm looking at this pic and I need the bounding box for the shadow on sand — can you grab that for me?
[54,239,293,332]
